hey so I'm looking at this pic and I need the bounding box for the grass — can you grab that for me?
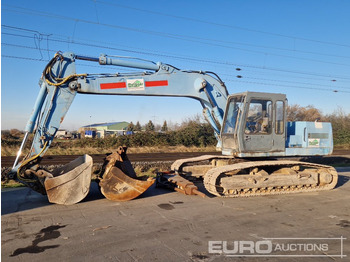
[1,145,217,156]
[334,144,350,150]
[1,180,24,188]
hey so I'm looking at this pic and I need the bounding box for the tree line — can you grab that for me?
[126,120,168,132]
[2,105,350,149]
[70,117,215,149]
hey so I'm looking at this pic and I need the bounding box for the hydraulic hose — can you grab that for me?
[43,52,87,87]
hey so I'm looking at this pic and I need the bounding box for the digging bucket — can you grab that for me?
[99,146,154,201]
[99,167,154,201]
[44,155,93,205]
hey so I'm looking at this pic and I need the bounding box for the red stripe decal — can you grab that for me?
[145,80,168,87]
[100,82,126,89]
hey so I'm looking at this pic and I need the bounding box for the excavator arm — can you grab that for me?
[10,51,229,204]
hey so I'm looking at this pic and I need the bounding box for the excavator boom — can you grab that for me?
[10,51,229,204]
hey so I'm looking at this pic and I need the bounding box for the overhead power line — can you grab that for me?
[2,54,349,94]
[3,26,350,81]
[5,40,350,89]
[219,73,350,90]
[2,54,45,62]
[95,0,350,48]
[2,6,350,68]
[1,54,141,72]
[226,79,350,93]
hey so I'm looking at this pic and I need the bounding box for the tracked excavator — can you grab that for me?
[9,51,338,204]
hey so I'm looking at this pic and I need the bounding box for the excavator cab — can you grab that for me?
[221,92,287,157]
[221,91,333,158]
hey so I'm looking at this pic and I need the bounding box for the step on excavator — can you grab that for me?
[9,51,338,204]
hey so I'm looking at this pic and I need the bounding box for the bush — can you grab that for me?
[174,120,216,147]
[55,120,217,149]
[287,104,322,122]
[323,108,350,146]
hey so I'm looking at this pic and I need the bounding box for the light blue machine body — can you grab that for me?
[12,52,334,173]
[285,121,333,156]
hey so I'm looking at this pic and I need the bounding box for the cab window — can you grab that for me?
[245,99,272,134]
[275,101,284,134]
[222,97,244,134]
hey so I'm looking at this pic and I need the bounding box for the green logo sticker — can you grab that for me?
[308,138,320,147]
[127,79,145,91]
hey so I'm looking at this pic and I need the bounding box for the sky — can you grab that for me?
[1,0,350,131]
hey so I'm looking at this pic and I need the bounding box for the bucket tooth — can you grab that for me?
[44,155,93,205]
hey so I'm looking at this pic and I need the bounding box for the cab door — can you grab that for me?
[242,98,274,152]
[240,96,286,154]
